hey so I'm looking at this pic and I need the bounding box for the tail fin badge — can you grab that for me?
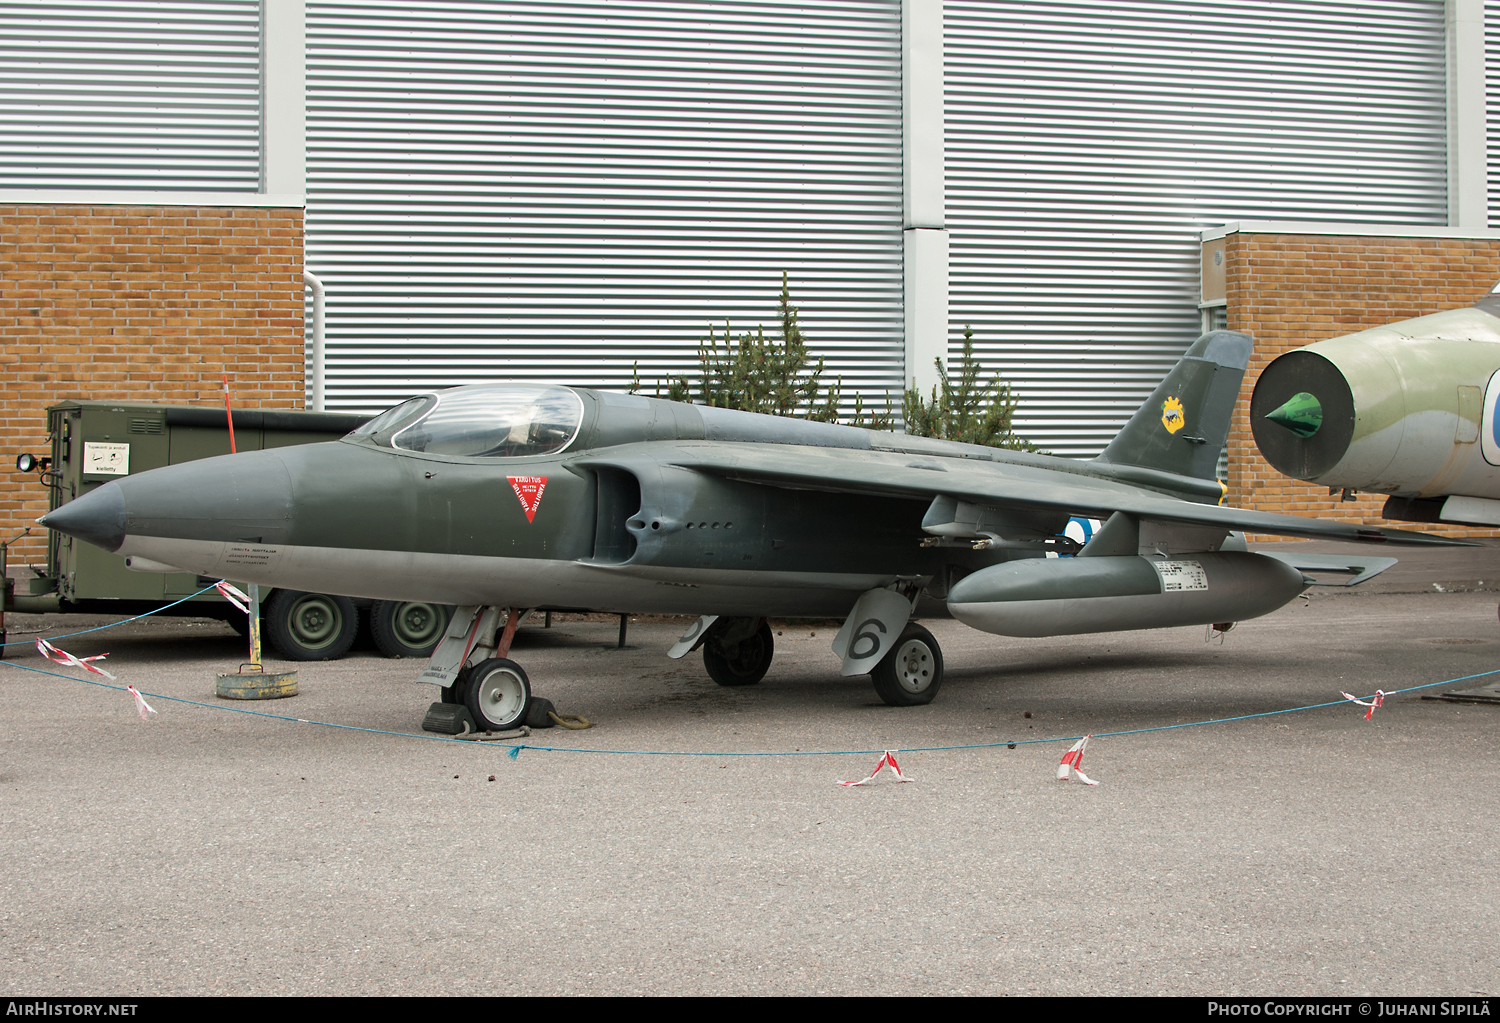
[1161,396,1186,434]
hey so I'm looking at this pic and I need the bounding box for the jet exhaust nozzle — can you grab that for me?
[1250,350,1357,484]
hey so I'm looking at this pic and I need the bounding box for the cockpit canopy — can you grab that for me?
[350,384,585,458]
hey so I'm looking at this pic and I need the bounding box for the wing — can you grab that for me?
[641,441,1471,547]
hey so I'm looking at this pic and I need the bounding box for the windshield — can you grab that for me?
[384,384,584,458]
[349,396,436,443]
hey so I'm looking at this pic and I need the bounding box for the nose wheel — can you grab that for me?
[460,657,532,732]
[870,623,943,707]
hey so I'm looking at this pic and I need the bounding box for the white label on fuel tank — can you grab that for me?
[1152,559,1208,592]
[83,441,129,476]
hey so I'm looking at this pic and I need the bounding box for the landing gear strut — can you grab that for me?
[702,617,775,687]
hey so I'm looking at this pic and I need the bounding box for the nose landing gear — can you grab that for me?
[421,605,533,733]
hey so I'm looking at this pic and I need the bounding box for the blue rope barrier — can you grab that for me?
[0,583,224,648]
[3,645,1494,761]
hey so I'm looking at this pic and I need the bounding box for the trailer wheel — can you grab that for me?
[370,600,451,658]
[264,590,358,661]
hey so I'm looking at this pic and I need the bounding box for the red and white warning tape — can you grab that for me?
[1057,734,1100,786]
[838,750,912,787]
[1339,690,1385,721]
[126,685,157,721]
[215,581,251,615]
[35,638,155,721]
[35,638,116,680]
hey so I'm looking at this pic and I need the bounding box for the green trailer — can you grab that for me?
[3,399,452,660]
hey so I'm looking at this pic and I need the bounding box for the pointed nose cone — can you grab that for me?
[112,449,295,544]
[40,483,127,552]
[41,449,296,552]
[1264,391,1323,437]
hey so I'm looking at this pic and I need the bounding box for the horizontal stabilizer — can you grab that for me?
[1257,552,1397,587]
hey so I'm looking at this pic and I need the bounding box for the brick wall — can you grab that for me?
[1223,231,1500,539]
[0,204,305,565]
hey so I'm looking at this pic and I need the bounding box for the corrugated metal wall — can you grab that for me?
[1490,0,1500,229]
[0,0,1465,451]
[306,0,905,414]
[947,0,1451,457]
[0,0,262,190]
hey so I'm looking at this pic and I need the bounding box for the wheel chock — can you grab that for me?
[422,702,478,735]
[524,696,556,728]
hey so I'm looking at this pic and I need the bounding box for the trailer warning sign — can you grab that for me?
[82,442,129,476]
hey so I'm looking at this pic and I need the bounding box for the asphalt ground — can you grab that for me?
[2,582,1499,996]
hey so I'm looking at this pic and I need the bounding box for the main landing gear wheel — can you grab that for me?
[264,590,359,661]
[370,600,452,658]
[702,617,774,687]
[870,623,943,707]
[464,657,531,731]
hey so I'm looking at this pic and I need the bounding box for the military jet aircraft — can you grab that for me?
[1254,282,1500,529]
[42,330,1456,731]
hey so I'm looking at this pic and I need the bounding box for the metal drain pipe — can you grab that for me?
[303,269,326,412]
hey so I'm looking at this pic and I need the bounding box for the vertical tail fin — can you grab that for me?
[1093,330,1252,480]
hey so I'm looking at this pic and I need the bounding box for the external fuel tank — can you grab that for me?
[946,551,1308,638]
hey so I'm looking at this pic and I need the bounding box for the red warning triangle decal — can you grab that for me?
[508,476,547,523]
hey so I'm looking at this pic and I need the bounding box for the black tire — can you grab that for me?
[264,590,358,661]
[441,667,469,705]
[225,611,252,637]
[464,657,531,732]
[702,618,774,687]
[370,600,452,658]
[870,623,943,707]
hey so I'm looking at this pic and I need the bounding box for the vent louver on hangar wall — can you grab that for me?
[305,0,906,415]
[0,0,1462,463]
[1490,0,1500,230]
[946,0,1450,458]
[0,0,262,190]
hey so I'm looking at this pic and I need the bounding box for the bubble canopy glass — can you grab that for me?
[351,385,585,458]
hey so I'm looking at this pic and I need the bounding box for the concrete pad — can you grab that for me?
[1,590,1498,996]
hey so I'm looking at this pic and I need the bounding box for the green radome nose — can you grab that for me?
[1264,391,1323,438]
